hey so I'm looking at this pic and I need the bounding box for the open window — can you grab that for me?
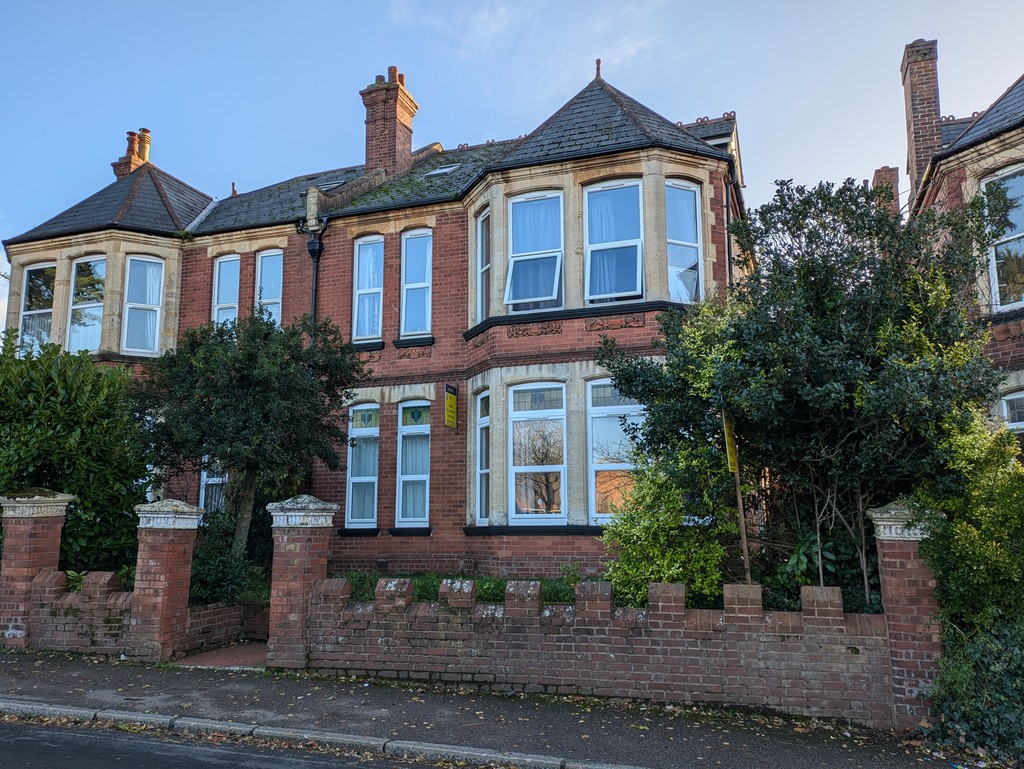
[504,192,563,311]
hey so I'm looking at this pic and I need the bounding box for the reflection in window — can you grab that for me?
[666,182,702,304]
[588,380,643,522]
[20,264,56,354]
[988,168,1024,309]
[68,257,106,353]
[509,384,565,522]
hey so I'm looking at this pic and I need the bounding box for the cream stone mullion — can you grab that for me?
[563,183,584,311]
[643,159,668,303]
[564,375,589,525]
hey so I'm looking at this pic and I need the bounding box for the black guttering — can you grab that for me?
[463,300,693,341]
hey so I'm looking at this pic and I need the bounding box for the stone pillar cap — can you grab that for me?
[268,495,338,528]
[867,501,927,541]
[135,498,204,530]
[0,490,75,517]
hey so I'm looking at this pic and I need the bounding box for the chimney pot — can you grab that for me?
[398,73,405,86]
[388,65,398,83]
[376,74,385,85]
[137,128,152,163]
[126,131,139,158]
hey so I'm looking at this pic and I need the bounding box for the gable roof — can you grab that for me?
[4,164,212,246]
[939,72,1024,158]
[495,77,730,170]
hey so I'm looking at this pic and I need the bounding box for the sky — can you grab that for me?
[3,0,1024,325]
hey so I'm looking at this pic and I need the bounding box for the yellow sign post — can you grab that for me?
[444,384,458,429]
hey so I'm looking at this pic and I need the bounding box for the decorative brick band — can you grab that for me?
[0,492,75,518]
[867,502,926,541]
[135,499,204,529]
[268,495,339,528]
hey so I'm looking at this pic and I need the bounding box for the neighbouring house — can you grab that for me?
[3,63,745,577]
[893,38,1024,437]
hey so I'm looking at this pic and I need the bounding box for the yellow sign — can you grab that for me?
[445,384,458,428]
[723,414,739,474]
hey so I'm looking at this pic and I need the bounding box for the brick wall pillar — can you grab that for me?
[127,499,203,662]
[869,502,942,730]
[267,495,336,671]
[0,491,73,647]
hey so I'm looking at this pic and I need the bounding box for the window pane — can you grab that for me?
[259,253,283,301]
[351,437,379,476]
[478,474,490,520]
[668,244,700,303]
[355,295,381,337]
[479,425,490,468]
[589,245,639,296]
[995,239,1024,306]
[512,419,563,466]
[588,185,640,244]
[404,235,431,283]
[512,387,563,412]
[352,408,380,429]
[590,383,640,408]
[1001,172,1024,239]
[667,185,698,244]
[591,415,638,464]
[350,482,376,520]
[400,405,430,426]
[514,472,561,514]
[511,196,560,254]
[507,255,558,302]
[20,312,51,349]
[68,307,102,352]
[216,260,240,305]
[216,306,237,324]
[403,287,429,334]
[264,302,282,326]
[401,480,428,519]
[357,241,383,290]
[24,266,56,311]
[73,260,105,305]
[595,470,634,515]
[401,434,430,474]
[127,260,162,305]
[479,395,490,418]
[1006,396,1024,425]
[125,307,158,350]
[203,480,226,513]
[480,215,491,268]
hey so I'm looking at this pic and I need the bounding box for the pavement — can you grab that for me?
[0,643,946,769]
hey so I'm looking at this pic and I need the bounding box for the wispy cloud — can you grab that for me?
[389,0,527,59]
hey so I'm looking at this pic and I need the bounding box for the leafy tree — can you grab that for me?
[131,310,365,556]
[0,331,149,570]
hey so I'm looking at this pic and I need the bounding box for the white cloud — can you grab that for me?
[389,0,525,59]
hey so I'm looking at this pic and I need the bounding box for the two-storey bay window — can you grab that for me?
[122,256,164,354]
[346,405,380,528]
[401,230,432,337]
[19,263,56,353]
[353,236,384,340]
[585,181,643,302]
[476,391,490,525]
[588,380,643,523]
[505,192,563,311]
[67,257,106,353]
[257,249,283,324]
[986,166,1024,309]
[213,255,240,323]
[666,181,703,304]
[477,209,491,322]
[397,402,430,526]
[509,383,566,523]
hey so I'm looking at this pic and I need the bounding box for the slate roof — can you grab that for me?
[5,165,211,246]
[495,78,730,170]
[681,116,736,143]
[940,117,975,148]
[939,72,1024,157]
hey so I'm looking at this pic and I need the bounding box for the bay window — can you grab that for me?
[505,192,563,311]
[213,255,240,323]
[401,230,432,337]
[585,181,643,302]
[509,383,566,523]
[587,380,643,523]
[347,405,380,528]
[397,402,430,526]
[67,257,105,353]
[257,249,283,325]
[122,256,164,354]
[666,181,702,304]
[19,263,56,354]
[353,236,384,340]
[986,166,1024,310]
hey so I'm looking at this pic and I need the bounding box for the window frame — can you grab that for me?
[400,229,432,338]
[66,255,106,354]
[257,249,284,325]
[508,382,567,526]
[1001,391,1024,432]
[587,379,643,524]
[121,255,165,356]
[199,463,228,513]
[19,262,57,355]
[396,400,431,527]
[504,191,564,312]
[212,254,240,323]
[476,390,491,526]
[584,180,644,303]
[666,180,704,305]
[346,404,380,529]
[477,208,491,323]
[985,164,1024,311]
[353,235,385,341]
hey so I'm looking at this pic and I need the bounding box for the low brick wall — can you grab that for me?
[301,578,896,729]
[27,570,132,654]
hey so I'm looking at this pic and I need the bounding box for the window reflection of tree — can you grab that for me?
[513,419,562,514]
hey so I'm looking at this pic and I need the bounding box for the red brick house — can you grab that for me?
[895,39,1024,437]
[3,65,745,577]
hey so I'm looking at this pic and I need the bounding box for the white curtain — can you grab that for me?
[588,187,639,297]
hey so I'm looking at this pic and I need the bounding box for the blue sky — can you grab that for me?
[3,0,1024,324]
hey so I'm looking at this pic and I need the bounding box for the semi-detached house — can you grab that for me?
[3,65,745,577]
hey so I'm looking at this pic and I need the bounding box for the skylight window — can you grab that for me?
[424,164,460,177]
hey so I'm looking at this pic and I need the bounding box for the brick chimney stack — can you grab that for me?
[111,128,150,179]
[361,66,418,178]
[902,39,943,210]
[872,165,901,219]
